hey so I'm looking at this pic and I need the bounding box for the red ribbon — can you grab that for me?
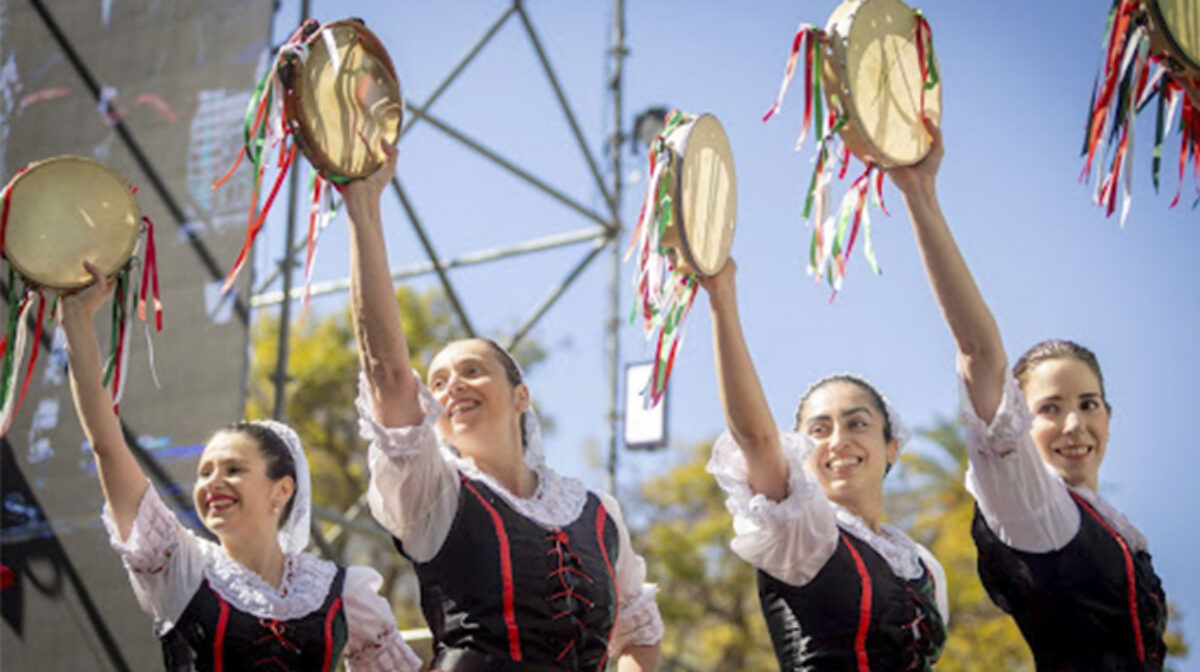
[222,143,297,293]
[13,293,45,423]
[138,218,162,331]
[0,166,28,257]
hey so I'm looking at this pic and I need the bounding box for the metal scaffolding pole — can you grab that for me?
[605,0,627,496]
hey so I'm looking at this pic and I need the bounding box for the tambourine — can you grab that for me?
[764,0,940,293]
[1083,0,1199,223]
[1,156,140,291]
[627,111,737,406]
[1143,0,1200,103]
[217,17,403,294]
[654,114,738,278]
[0,156,161,435]
[279,19,403,179]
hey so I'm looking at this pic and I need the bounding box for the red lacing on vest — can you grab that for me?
[545,527,596,661]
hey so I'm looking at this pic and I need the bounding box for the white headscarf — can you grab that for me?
[249,419,311,555]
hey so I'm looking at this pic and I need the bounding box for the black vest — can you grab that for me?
[757,530,946,672]
[973,494,1167,671]
[160,566,348,672]
[395,474,621,672]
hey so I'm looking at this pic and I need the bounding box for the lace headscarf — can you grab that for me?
[249,419,312,555]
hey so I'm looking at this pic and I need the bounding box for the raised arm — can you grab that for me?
[888,123,1007,423]
[344,143,423,427]
[700,260,788,500]
[61,264,148,540]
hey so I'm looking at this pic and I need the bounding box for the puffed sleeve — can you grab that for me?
[101,484,206,634]
[706,429,839,587]
[960,371,1080,553]
[341,566,423,672]
[594,491,663,656]
[358,370,461,562]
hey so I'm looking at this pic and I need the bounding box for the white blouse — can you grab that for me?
[103,486,421,672]
[707,430,950,625]
[358,371,665,655]
[960,371,1149,554]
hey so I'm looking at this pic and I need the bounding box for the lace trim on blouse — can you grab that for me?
[609,583,665,654]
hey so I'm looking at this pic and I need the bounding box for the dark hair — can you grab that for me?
[793,374,895,444]
[1013,339,1111,411]
[219,422,297,528]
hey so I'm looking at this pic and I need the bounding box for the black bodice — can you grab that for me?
[160,566,348,672]
[395,474,621,672]
[757,530,946,672]
[973,493,1167,671]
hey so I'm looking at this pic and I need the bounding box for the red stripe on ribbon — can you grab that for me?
[138,218,162,331]
[841,533,873,672]
[0,166,28,257]
[461,478,522,661]
[1070,493,1145,662]
[223,143,297,293]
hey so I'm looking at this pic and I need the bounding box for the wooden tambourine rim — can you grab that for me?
[1142,0,1200,74]
[822,0,942,168]
[663,114,737,279]
[281,19,402,179]
[2,156,140,291]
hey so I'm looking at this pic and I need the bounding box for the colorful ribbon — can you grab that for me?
[625,110,701,407]
[1082,0,1200,222]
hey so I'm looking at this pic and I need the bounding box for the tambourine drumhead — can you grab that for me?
[2,157,139,291]
[824,0,941,168]
[1145,0,1200,73]
[662,114,737,278]
[285,20,403,179]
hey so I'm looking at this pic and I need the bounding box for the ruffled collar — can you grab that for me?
[831,504,927,581]
[200,543,338,620]
[448,448,589,529]
[1064,482,1149,553]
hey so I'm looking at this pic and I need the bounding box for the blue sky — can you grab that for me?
[264,0,1200,659]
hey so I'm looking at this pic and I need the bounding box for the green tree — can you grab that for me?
[633,442,778,672]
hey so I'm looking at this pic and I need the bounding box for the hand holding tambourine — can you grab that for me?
[216,18,403,300]
[764,0,941,295]
[0,157,160,434]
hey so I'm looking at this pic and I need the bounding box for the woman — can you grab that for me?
[894,122,1168,669]
[701,260,948,671]
[344,143,663,671]
[62,264,420,671]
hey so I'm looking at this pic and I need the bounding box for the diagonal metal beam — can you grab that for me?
[504,236,609,352]
[397,3,518,142]
[251,225,608,307]
[514,3,618,220]
[405,103,613,230]
[391,177,477,337]
[26,0,250,325]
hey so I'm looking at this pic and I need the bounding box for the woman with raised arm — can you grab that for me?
[345,143,662,672]
[700,260,948,671]
[893,122,1168,670]
[61,264,420,671]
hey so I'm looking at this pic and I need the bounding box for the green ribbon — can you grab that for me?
[0,268,21,409]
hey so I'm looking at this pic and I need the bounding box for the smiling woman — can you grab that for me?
[59,265,421,672]
[893,123,1169,669]
[698,259,949,671]
[343,143,663,672]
